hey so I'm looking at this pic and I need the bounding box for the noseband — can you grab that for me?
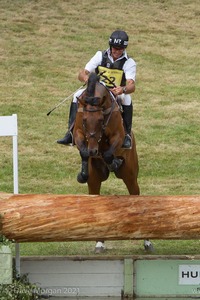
[82,102,104,143]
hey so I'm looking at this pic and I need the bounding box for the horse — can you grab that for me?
[74,72,140,195]
[73,72,153,252]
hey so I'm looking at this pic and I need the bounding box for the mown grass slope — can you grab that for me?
[0,0,199,255]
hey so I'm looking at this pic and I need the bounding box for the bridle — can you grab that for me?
[78,83,119,143]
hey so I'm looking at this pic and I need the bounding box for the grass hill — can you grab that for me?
[0,0,199,255]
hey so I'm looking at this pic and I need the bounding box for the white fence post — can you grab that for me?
[0,114,20,275]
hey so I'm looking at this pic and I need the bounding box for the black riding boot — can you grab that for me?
[122,104,133,149]
[57,102,77,145]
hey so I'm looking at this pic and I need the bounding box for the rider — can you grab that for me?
[57,30,136,149]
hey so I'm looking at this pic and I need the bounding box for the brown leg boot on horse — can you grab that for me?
[57,102,77,145]
[122,104,133,149]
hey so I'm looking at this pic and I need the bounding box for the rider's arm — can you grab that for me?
[78,69,90,83]
[124,78,135,94]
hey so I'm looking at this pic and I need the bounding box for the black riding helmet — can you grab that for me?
[109,30,129,48]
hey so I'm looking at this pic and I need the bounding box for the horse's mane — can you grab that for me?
[86,73,99,97]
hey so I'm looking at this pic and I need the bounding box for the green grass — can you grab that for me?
[12,240,200,257]
[0,0,200,256]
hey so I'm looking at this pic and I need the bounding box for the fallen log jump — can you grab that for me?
[0,193,199,242]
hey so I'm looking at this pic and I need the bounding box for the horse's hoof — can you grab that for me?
[144,239,155,252]
[94,241,105,254]
[77,173,88,183]
[108,158,123,172]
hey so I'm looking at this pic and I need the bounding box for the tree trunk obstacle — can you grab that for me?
[0,193,199,242]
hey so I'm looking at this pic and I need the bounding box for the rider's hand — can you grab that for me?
[110,86,123,96]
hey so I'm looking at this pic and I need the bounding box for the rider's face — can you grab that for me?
[111,47,125,61]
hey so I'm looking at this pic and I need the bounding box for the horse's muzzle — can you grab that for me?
[88,148,98,156]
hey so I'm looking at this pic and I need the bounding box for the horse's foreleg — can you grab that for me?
[77,148,89,183]
[103,148,123,172]
[77,159,89,183]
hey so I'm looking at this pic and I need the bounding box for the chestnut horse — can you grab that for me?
[73,72,140,196]
[73,73,154,252]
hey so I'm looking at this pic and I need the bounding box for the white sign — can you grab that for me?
[0,115,18,136]
[179,265,200,285]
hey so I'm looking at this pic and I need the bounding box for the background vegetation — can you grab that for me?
[0,0,199,256]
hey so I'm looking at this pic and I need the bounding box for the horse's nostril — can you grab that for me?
[89,149,98,156]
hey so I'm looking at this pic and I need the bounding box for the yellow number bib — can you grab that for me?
[98,66,123,88]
